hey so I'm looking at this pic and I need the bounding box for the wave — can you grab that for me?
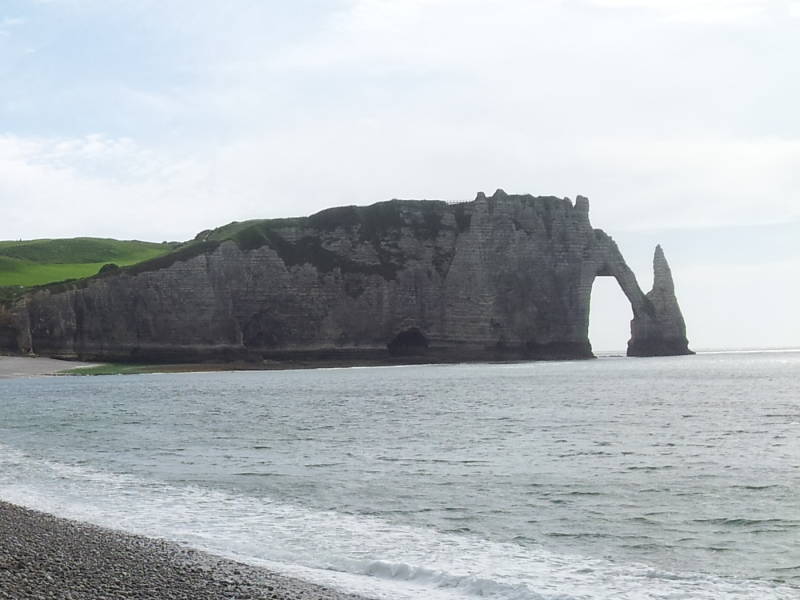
[0,443,797,600]
[693,517,798,527]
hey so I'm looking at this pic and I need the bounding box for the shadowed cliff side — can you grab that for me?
[3,191,692,363]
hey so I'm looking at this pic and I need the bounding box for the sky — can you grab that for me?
[1,0,798,350]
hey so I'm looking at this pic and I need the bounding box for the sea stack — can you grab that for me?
[627,245,693,357]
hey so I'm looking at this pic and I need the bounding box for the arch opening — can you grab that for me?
[588,276,633,355]
[387,328,429,356]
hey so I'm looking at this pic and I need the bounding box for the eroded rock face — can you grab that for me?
[6,192,691,362]
[627,245,693,357]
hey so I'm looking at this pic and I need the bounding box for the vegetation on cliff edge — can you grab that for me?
[2,200,463,296]
[0,238,179,288]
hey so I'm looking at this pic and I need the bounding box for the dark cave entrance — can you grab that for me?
[387,328,429,356]
[0,327,18,352]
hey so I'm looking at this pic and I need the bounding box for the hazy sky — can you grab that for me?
[1,0,798,350]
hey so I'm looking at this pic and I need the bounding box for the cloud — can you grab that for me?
[274,0,775,79]
[573,136,800,231]
[0,17,26,27]
[2,126,798,244]
[0,16,26,36]
[586,0,771,24]
[0,135,213,241]
[677,258,800,349]
[2,1,799,242]
[270,0,566,73]
[0,130,403,241]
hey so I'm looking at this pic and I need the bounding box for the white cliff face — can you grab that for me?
[7,192,691,362]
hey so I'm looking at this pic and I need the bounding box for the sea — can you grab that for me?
[1,350,798,600]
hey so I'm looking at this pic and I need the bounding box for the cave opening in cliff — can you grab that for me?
[589,277,633,354]
[0,328,18,352]
[388,328,429,356]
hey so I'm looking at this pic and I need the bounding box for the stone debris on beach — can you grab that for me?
[0,501,373,600]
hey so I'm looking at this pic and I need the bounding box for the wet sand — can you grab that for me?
[0,501,375,600]
[0,355,101,379]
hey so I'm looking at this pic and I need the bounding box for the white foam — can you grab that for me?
[695,348,800,355]
[0,444,796,600]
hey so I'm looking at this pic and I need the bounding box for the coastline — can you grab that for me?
[2,348,752,379]
[0,356,382,598]
[0,351,601,378]
[0,354,453,378]
[0,500,374,600]
[0,355,102,379]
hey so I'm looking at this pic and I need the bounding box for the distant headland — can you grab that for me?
[0,191,692,364]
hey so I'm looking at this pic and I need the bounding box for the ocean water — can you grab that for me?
[1,351,798,599]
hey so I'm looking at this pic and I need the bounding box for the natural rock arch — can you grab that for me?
[587,276,633,351]
[578,233,691,356]
[4,191,692,363]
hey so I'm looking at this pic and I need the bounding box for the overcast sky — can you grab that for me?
[1,0,798,350]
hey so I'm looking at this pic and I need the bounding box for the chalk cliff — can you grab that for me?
[627,245,692,356]
[4,191,692,362]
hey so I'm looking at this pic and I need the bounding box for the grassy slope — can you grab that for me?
[2,200,446,290]
[0,238,178,287]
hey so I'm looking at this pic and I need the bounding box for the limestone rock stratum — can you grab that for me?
[4,191,692,362]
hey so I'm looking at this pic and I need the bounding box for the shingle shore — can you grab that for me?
[0,501,376,600]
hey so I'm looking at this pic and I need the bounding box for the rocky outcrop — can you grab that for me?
[3,191,691,362]
[627,245,693,356]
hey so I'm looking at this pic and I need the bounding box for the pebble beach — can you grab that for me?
[0,357,378,600]
[0,501,374,600]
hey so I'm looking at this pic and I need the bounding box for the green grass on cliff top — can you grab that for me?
[0,238,178,287]
[1,200,451,292]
